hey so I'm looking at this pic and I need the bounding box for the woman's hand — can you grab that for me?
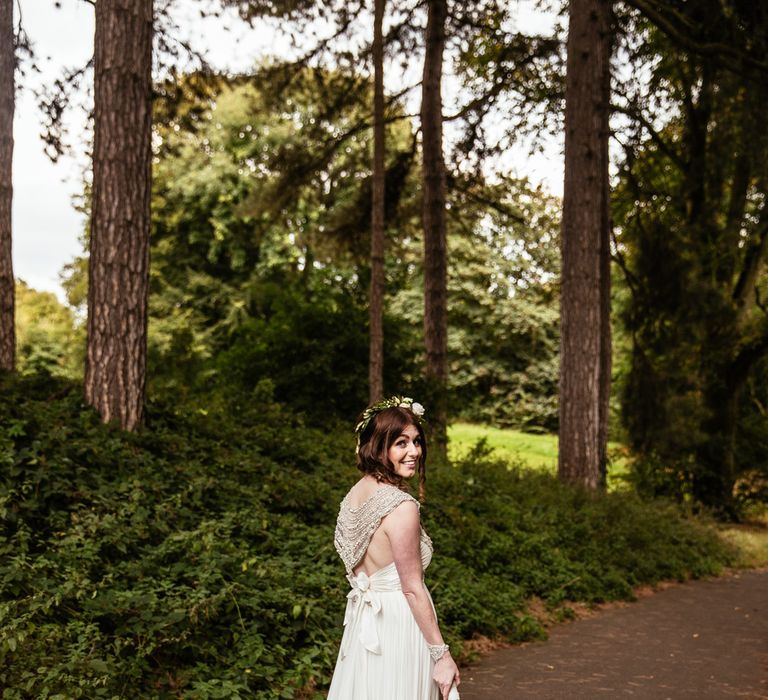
[433,653,460,700]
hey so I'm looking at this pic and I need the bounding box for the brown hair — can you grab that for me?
[356,406,427,501]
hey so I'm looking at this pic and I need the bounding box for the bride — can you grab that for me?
[327,397,460,700]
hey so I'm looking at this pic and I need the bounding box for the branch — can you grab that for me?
[444,35,560,124]
[34,60,94,162]
[732,216,768,315]
[447,174,525,223]
[13,0,36,77]
[756,285,767,317]
[622,0,768,77]
[612,101,685,170]
[730,319,768,386]
[610,228,641,298]
[253,9,361,99]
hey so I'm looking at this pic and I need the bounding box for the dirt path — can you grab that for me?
[459,568,768,699]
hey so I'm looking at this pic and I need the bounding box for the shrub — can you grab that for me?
[0,374,734,698]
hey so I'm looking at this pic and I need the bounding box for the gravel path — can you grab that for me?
[459,568,768,699]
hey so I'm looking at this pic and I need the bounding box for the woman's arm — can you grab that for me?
[383,501,460,699]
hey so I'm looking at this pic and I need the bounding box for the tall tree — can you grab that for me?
[597,4,613,487]
[85,0,153,430]
[0,0,14,372]
[558,0,612,489]
[614,1,768,516]
[421,0,448,456]
[369,0,386,403]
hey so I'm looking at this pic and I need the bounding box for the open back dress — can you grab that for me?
[327,483,440,700]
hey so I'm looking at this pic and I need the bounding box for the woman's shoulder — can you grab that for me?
[341,479,418,512]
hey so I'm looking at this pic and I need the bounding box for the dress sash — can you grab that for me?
[341,564,402,658]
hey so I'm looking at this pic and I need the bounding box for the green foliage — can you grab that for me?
[390,177,563,431]
[211,281,421,422]
[147,72,414,364]
[429,442,730,612]
[14,280,83,379]
[448,293,559,430]
[613,11,768,514]
[145,71,562,428]
[141,72,425,412]
[0,375,733,698]
[63,68,562,428]
[0,374,346,698]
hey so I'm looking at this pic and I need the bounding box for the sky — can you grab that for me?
[12,0,563,302]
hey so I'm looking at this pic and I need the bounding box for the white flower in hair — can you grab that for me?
[396,397,425,418]
[410,402,425,418]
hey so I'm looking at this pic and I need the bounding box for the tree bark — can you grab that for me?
[694,376,740,518]
[0,0,14,372]
[694,316,768,517]
[597,6,613,487]
[558,0,612,489]
[85,0,153,430]
[421,0,448,457]
[369,0,385,404]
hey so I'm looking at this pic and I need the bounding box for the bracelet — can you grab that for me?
[428,643,450,662]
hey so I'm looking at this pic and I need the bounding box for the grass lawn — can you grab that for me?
[448,422,630,488]
[448,422,558,469]
[718,516,768,568]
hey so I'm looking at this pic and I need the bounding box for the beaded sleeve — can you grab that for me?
[334,484,421,576]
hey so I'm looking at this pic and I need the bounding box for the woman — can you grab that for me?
[327,396,461,700]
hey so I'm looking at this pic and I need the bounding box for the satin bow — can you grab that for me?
[341,571,383,658]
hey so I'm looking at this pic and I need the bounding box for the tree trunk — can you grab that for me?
[558,0,612,489]
[421,0,448,457]
[597,7,613,488]
[693,375,740,518]
[597,202,611,487]
[694,324,768,517]
[85,0,153,430]
[369,0,385,404]
[0,0,14,372]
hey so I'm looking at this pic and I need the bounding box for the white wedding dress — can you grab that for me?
[327,484,440,700]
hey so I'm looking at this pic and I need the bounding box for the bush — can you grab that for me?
[0,375,734,698]
[149,280,423,426]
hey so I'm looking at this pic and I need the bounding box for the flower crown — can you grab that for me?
[354,396,426,453]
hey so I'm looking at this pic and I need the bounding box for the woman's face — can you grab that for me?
[387,424,423,479]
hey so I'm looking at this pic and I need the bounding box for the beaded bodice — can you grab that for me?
[334,483,433,576]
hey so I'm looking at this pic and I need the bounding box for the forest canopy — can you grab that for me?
[10,0,768,514]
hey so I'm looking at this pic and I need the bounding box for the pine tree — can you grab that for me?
[558,0,613,489]
[369,0,386,403]
[85,0,153,430]
[0,0,15,371]
[421,0,449,456]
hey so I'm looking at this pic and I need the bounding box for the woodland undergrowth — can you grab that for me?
[0,374,734,699]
